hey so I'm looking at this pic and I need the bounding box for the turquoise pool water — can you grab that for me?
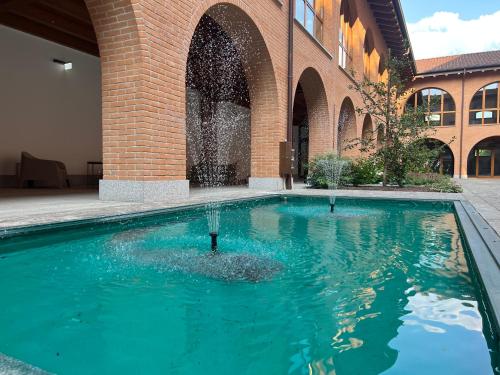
[0,196,498,374]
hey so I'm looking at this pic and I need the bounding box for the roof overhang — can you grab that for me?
[367,0,416,76]
[416,65,500,78]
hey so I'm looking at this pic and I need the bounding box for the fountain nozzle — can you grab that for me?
[210,232,218,252]
[330,203,335,213]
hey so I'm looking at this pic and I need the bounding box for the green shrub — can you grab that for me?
[350,158,382,186]
[306,153,351,188]
[406,173,462,193]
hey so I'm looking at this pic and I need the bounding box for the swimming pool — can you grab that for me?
[0,196,498,374]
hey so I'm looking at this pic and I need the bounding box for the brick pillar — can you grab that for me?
[86,0,189,201]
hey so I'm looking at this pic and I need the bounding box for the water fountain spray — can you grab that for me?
[318,158,346,213]
[186,12,251,252]
[323,103,350,212]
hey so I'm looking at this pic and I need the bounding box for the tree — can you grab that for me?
[347,49,447,186]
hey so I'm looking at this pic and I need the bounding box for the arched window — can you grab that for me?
[406,88,456,126]
[378,55,387,83]
[339,0,355,70]
[363,30,374,80]
[469,82,499,125]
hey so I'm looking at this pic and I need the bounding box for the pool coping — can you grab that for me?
[0,194,282,239]
[454,200,500,340]
[0,192,460,240]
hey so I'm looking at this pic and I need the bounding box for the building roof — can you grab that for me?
[416,50,500,76]
[367,0,416,75]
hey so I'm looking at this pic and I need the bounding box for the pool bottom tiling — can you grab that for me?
[0,196,497,374]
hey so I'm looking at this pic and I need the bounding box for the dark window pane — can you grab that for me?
[306,6,314,34]
[296,0,305,24]
[478,150,492,176]
[470,89,483,110]
[485,83,499,108]
[429,89,442,112]
[443,92,455,111]
[443,112,455,126]
[484,110,498,124]
[416,91,424,107]
[469,111,483,125]
[467,152,476,176]
[495,149,500,176]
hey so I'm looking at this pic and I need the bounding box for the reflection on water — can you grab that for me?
[0,197,497,375]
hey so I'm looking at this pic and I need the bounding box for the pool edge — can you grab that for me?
[454,200,500,343]
[0,194,282,240]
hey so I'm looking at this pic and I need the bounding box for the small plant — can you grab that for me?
[350,157,382,186]
[307,153,351,188]
[406,173,462,193]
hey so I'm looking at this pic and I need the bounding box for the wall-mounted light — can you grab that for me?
[53,58,73,70]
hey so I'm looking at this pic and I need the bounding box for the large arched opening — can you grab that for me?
[361,114,373,144]
[423,139,455,176]
[0,0,102,190]
[467,137,500,177]
[337,97,357,157]
[185,4,280,189]
[291,68,330,181]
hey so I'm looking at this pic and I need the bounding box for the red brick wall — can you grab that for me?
[409,71,500,177]
[85,0,392,182]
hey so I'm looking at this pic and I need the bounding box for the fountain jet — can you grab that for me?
[210,232,218,252]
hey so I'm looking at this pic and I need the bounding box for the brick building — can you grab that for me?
[409,51,500,178]
[0,0,498,201]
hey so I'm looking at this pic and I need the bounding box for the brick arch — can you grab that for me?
[183,1,281,179]
[466,136,500,177]
[406,87,456,107]
[468,80,500,101]
[338,97,357,156]
[423,138,455,176]
[361,114,373,141]
[84,0,151,182]
[296,67,331,160]
[466,135,500,156]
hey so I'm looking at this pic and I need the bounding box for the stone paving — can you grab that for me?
[0,185,465,230]
[1,181,499,233]
[457,179,500,236]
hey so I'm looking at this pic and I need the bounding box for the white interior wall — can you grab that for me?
[0,25,101,177]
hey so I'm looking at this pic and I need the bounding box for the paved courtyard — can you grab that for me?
[0,180,499,234]
[0,185,462,230]
[458,179,500,236]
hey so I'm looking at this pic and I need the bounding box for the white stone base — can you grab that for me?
[99,179,189,202]
[248,177,285,191]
